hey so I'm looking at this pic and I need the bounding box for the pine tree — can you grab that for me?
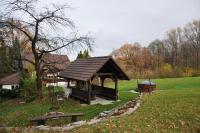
[10,36,21,71]
[84,49,90,58]
[77,49,90,59]
[0,37,12,78]
[0,37,4,78]
[77,51,83,59]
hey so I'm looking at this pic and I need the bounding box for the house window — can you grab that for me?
[16,85,19,89]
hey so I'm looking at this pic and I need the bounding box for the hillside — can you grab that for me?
[71,77,200,133]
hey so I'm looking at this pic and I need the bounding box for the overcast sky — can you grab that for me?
[35,0,200,60]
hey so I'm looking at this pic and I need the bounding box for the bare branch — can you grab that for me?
[6,0,37,20]
[0,20,33,41]
[41,37,91,54]
[21,57,35,65]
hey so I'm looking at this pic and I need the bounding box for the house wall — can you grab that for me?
[46,81,66,87]
[2,84,19,90]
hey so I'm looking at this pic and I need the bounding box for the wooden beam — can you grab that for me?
[109,59,129,80]
[67,80,70,88]
[96,73,114,76]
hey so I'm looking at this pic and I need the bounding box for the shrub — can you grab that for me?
[20,77,36,100]
[182,67,196,77]
[160,63,173,78]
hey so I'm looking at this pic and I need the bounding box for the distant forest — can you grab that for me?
[0,19,199,79]
[112,19,200,78]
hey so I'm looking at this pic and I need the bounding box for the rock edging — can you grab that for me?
[0,94,142,132]
[44,94,142,132]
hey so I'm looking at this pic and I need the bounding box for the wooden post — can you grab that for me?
[87,80,91,104]
[67,80,70,88]
[100,77,105,87]
[114,76,118,100]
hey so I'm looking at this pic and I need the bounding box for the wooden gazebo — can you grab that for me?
[59,56,129,104]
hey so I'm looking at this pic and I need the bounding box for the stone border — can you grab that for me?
[0,94,143,132]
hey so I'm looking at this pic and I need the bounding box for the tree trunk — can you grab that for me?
[35,58,43,98]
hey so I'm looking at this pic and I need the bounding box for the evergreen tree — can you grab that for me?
[0,37,12,78]
[77,51,83,59]
[77,49,90,59]
[10,36,21,71]
[0,37,4,78]
[83,49,90,58]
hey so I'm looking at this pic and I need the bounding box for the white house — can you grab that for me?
[0,72,20,90]
[0,54,70,91]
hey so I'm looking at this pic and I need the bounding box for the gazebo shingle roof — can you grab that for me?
[59,56,129,81]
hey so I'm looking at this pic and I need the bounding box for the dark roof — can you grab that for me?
[22,53,70,71]
[0,72,21,85]
[42,54,70,71]
[59,56,129,81]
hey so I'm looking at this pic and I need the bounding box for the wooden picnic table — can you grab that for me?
[30,113,84,125]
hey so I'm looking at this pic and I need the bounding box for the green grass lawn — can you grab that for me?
[0,81,138,126]
[71,77,200,133]
[0,76,199,133]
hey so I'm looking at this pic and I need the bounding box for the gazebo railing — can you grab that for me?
[69,86,89,103]
[92,85,117,100]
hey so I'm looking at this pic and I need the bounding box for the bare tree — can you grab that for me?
[0,0,92,98]
[184,20,200,71]
[164,28,182,68]
[148,39,164,69]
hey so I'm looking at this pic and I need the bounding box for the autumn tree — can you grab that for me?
[112,43,153,78]
[0,0,92,98]
[113,19,200,78]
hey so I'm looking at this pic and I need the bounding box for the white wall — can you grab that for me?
[2,85,12,90]
[2,84,19,90]
[46,81,67,88]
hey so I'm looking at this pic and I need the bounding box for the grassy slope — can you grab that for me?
[71,77,200,133]
[0,81,138,126]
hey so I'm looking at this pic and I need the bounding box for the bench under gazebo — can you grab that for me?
[59,56,129,104]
